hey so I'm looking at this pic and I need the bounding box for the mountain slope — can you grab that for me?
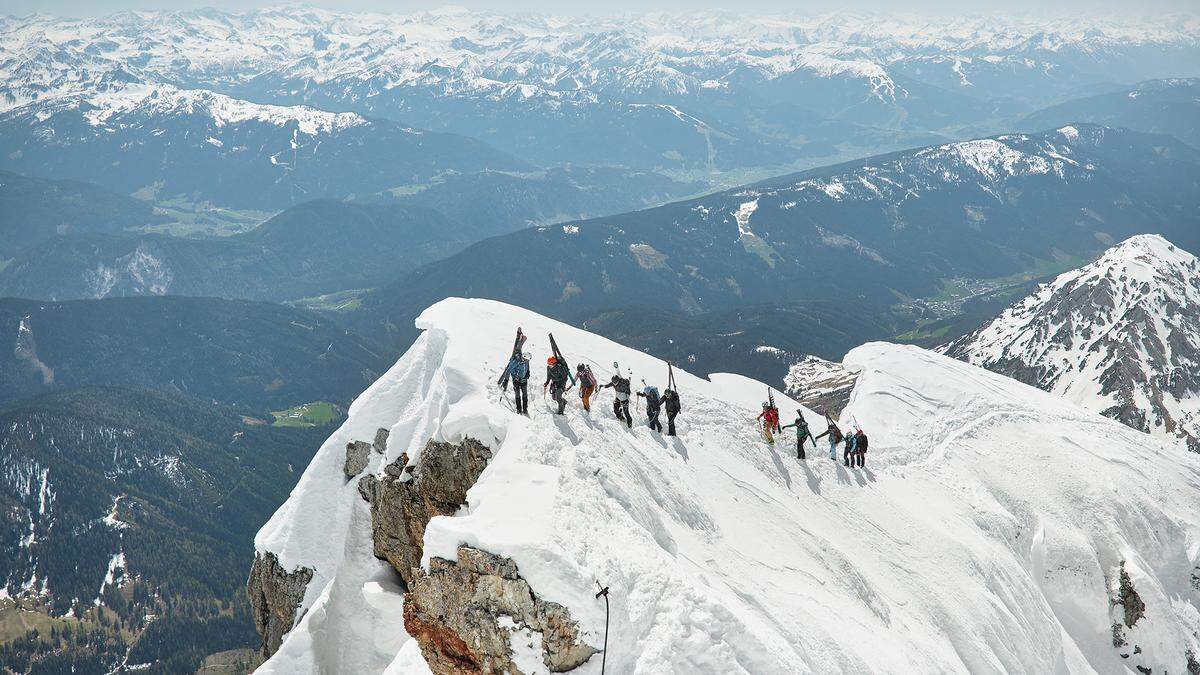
[943,234,1200,451]
[0,170,167,258]
[0,167,703,302]
[0,296,390,410]
[351,124,1200,350]
[251,297,1200,674]
[0,84,527,210]
[0,387,327,672]
[1021,78,1200,149]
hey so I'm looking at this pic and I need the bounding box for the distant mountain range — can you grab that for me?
[349,124,1200,352]
[1018,78,1200,149]
[944,234,1200,451]
[4,9,1197,177]
[0,166,701,301]
[0,85,527,210]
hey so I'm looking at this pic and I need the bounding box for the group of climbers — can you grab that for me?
[814,413,869,468]
[759,398,870,467]
[498,328,682,436]
[499,327,868,461]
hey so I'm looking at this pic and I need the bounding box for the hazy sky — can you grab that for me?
[3,0,1197,16]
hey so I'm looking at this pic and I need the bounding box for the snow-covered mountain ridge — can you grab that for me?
[3,7,1195,112]
[4,7,1198,173]
[944,234,1200,452]
[251,297,1200,674]
[71,83,372,134]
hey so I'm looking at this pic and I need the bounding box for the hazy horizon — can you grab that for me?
[3,0,1197,17]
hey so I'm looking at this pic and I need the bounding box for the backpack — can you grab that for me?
[829,426,844,443]
[550,361,569,385]
[663,389,681,414]
[580,366,596,389]
[644,386,660,408]
[511,358,529,382]
[856,431,868,452]
[615,377,630,395]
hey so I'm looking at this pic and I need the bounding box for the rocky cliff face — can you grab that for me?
[364,436,493,587]
[246,550,314,658]
[943,234,1200,451]
[784,355,859,416]
[404,545,597,674]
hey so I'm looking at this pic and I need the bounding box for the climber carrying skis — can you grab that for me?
[544,355,572,415]
[756,402,780,445]
[503,352,532,415]
[814,413,844,461]
[600,372,633,428]
[662,364,681,437]
[854,428,868,468]
[780,410,816,460]
[577,363,597,412]
[842,426,858,466]
[497,328,529,415]
[637,382,663,433]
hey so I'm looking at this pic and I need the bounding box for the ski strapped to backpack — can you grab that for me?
[497,327,526,390]
[549,333,576,386]
[766,387,782,432]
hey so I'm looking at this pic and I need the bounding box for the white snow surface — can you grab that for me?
[257,297,1200,674]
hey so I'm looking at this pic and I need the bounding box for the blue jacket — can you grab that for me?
[506,357,530,382]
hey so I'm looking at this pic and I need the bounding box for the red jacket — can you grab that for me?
[758,408,779,427]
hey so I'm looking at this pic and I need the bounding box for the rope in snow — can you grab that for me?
[594,581,610,674]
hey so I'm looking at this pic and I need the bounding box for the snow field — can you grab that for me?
[258,298,1200,674]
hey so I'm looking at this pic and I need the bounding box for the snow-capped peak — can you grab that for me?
[944,234,1200,451]
[252,297,1200,674]
[74,83,369,135]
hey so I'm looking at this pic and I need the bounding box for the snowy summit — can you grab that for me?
[250,297,1200,674]
[945,234,1200,452]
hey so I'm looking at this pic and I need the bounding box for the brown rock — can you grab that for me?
[246,551,313,658]
[368,437,492,586]
[344,440,372,477]
[404,545,597,674]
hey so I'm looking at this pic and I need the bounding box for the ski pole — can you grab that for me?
[595,582,610,675]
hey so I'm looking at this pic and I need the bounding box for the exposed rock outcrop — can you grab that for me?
[404,545,597,674]
[373,427,390,453]
[344,439,371,477]
[368,437,492,586]
[247,551,314,658]
[1117,562,1146,628]
[784,355,858,416]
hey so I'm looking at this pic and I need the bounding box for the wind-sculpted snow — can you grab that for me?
[255,298,1200,673]
[946,234,1200,452]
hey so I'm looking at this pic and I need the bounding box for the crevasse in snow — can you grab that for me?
[256,297,1200,674]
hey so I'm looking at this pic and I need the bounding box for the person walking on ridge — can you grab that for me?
[757,402,780,445]
[854,428,868,468]
[544,355,571,415]
[814,413,844,460]
[780,411,815,459]
[503,352,532,415]
[638,383,664,433]
[600,373,633,428]
[842,427,857,466]
[662,387,681,436]
[577,363,597,412]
